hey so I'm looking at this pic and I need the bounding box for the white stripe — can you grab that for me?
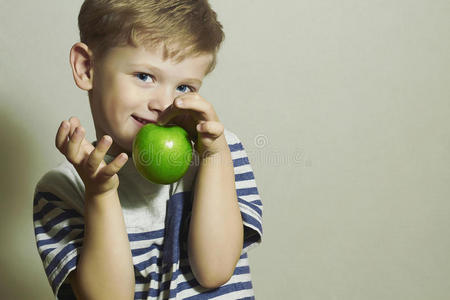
[34,203,62,224]
[47,247,78,284]
[211,288,254,300]
[35,218,83,245]
[230,149,247,160]
[176,273,253,299]
[235,179,257,189]
[130,238,163,252]
[238,194,261,202]
[38,232,83,258]
[33,196,49,213]
[34,194,76,211]
[240,203,262,221]
[234,164,253,175]
[224,129,240,145]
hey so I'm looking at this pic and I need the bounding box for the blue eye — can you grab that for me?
[136,73,153,83]
[177,85,193,93]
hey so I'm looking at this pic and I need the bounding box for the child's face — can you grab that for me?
[89,44,213,157]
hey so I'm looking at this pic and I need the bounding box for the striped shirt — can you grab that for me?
[33,129,263,299]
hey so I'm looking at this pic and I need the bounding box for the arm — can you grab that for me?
[56,117,134,299]
[188,135,244,288]
[156,94,244,289]
[69,190,135,300]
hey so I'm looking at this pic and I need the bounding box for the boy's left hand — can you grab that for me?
[157,92,227,158]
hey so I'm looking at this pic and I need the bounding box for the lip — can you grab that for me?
[132,115,157,127]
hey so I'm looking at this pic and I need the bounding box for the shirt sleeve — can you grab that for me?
[33,161,85,298]
[224,129,264,253]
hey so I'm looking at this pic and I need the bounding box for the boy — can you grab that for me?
[33,0,263,299]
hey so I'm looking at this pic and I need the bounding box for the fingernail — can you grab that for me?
[176,99,183,107]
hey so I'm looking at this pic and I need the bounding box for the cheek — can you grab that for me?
[106,77,137,106]
[109,80,144,120]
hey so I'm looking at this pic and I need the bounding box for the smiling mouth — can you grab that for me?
[132,115,156,125]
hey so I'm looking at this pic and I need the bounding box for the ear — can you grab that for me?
[69,42,94,91]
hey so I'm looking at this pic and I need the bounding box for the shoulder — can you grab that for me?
[35,159,82,192]
[34,159,85,212]
[223,128,243,145]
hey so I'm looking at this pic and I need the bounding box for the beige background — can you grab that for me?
[1,0,449,299]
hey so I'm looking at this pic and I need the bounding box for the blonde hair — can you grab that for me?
[78,0,225,74]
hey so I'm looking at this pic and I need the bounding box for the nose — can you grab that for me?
[147,85,174,113]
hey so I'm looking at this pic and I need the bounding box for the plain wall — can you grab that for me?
[1,0,449,299]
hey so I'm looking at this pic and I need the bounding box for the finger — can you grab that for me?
[67,126,85,163]
[68,116,81,137]
[175,94,217,120]
[55,120,70,153]
[99,153,129,178]
[157,104,202,126]
[86,135,112,173]
[157,94,216,125]
[196,121,224,138]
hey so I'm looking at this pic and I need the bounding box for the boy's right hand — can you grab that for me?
[55,116,128,198]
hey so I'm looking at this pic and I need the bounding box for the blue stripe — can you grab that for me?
[183,281,253,300]
[39,210,83,234]
[33,191,63,206]
[128,229,165,242]
[34,195,82,217]
[136,279,174,298]
[37,224,84,247]
[228,142,244,152]
[250,199,262,206]
[33,192,41,206]
[74,232,84,240]
[236,187,259,197]
[33,202,58,222]
[135,291,149,299]
[40,247,55,261]
[51,255,78,293]
[45,241,81,277]
[134,255,162,272]
[131,243,163,256]
[241,211,263,235]
[35,226,47,235]
[168,278,199,298]
[135,272,163,284]
[243,233,261,250]
[233,157,249,168]
[136,261,188,285]
[235,171,254,181]
[238,198,262,217]
[234,266,250,275]
[238,297,255,300]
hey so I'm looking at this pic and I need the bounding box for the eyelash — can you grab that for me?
[135,73,154,83]
[135,73,195,93]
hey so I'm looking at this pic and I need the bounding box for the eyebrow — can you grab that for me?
[129,63,203,85]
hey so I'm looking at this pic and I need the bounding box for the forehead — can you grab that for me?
[102,44,213,78]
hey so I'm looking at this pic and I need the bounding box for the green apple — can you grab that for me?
[132,123,193,184]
